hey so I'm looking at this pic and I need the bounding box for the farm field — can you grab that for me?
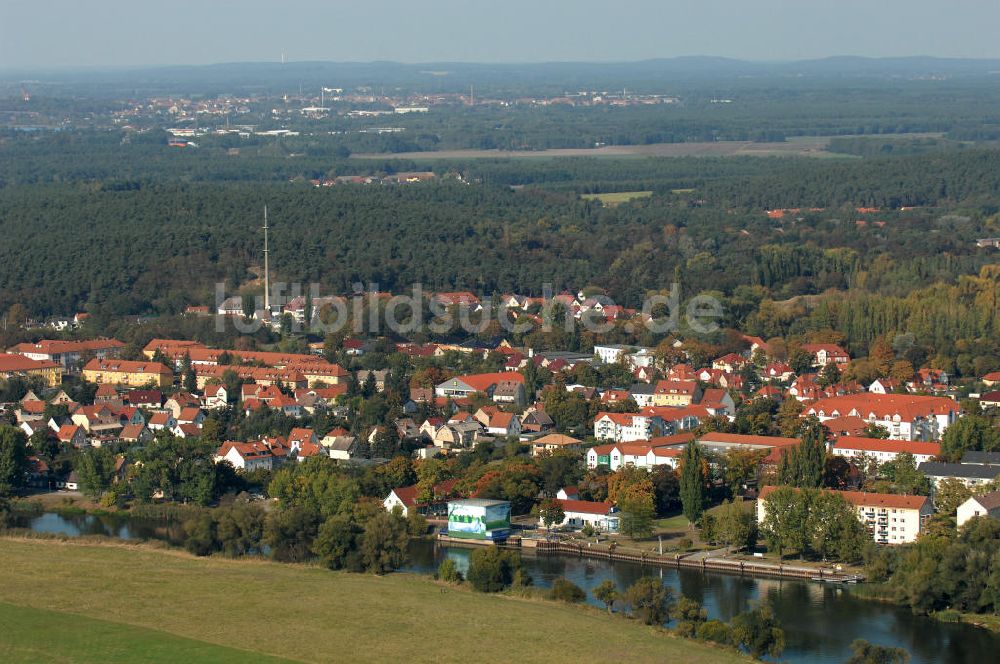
[0,538,749,664]
[581,190,654,205]
[351,136,840,160]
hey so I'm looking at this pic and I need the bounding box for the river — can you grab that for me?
[11,512,997,663]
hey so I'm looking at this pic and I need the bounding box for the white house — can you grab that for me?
[758,486,931,544]
[485,412,521,437]
[593,412,661,442]
[804,394,960,442]
[585,442,684,471]
[214,441,274,471]
[202,384,229,410]
[831,437,941,465]
[918,461,1000,489]
[956,491,1000,528]
[542,499,620,532]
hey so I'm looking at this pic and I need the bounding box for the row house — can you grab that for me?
[585,442,684,471]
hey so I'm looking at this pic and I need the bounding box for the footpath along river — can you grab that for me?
[15,511,998,663]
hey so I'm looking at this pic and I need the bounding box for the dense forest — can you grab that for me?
[2,128,1000,373]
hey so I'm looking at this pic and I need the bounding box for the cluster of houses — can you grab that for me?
[5,323,999,545]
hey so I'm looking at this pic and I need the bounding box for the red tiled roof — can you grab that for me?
[833,437,941,456]
[806,394,960,421]
[759,485,930,510]
[454,372,524,392]
[557,499,614,515]
[389,478,460,508]
[654,379,697,395]
[0,354,61,372]
[697,432,801,447]
[84,358,171,375]
[10,339,124,355]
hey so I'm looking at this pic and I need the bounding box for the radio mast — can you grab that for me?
[263,206,271,313]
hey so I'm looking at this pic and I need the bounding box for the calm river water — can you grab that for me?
[14,512,997,663]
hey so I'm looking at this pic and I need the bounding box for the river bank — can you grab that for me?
[0,536,749,664]
[851,583,1000,635]
[8,510,999,663]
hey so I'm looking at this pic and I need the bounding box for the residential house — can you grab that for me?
[629,383,656,408]
[652,380,701,407]
[592,412,661,442]
[868,378,903,395]
[434,372,525,402]
[202,384,229,410]
[831,437,941,465]
[956,491,1000,528]
[699,388,735,416]
[324,435,361,461]
[356,369,390,392]
[383,479,459,518]
[148,411,177,431]
[0,353,63,387]
[177,407,206,426]
[804,394,960,441]
[542,499,620,532]
[56,424,87,448]
[758,486,931,544]
[980,391,1000,409]
[9,338,124,371]
[83,358,172,388]
[764,362,794,382]
[120,423,152,444]
[433,422,482,449]
[163,393,200,418]
[124,389,163,409]
[485,412,521,437]
[801,344,851,367]
[520,408,554,434]
[531,433,583,457]
[918,461,1000,489]
[173,423,203,439]
[288,427,319,453]
[214,441,274,471]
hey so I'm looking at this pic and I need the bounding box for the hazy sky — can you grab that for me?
[3,0,999,69]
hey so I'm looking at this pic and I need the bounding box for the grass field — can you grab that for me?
[350,136,840,160]
[580,190,653,205]
[0,538,749,664]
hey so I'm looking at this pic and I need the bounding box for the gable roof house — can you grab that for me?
[434,372,525,403]
[520,408,554,433]
[652,380,702,407]
[801,343,851,367]
[957,491,1000,528]
[214,441,275,471]
[530,433,583,457]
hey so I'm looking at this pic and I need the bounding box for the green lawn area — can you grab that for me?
[0,602,286,663]
[654,514,692,530]
[580,190,653,205]
[0,538,749,664]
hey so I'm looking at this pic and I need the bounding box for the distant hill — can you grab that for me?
[4,56,1000,96]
